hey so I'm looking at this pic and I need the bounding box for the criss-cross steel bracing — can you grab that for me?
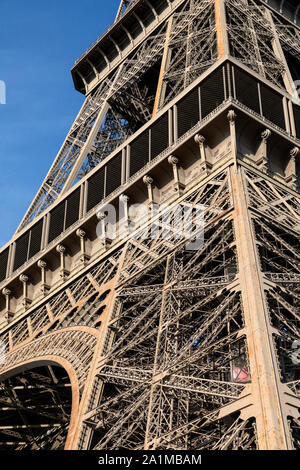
[17,0,300,233]
[0,0,299,450]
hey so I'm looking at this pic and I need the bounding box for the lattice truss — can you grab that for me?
[72,169,257,451]
[156,0,217,108]
[5,166,300,450]
[115,0,138,23]
[242,167,300,449]
[18,0,218,231]
[226,0,286,88]
[288,417,300,450]
[16,0,300,231]
[0,169,259,450]
[0,256,120,449]
[272,9,300,62]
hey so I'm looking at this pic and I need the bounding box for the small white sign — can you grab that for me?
[0,81,6,105]
[0,340,6,365]
[291,339,300,365]
[292,80,300,105]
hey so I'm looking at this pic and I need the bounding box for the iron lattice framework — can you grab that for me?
[0,0,299,450]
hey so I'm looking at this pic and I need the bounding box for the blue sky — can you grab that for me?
[0,0,121,246]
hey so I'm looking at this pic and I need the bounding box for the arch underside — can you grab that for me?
[0,363,72,450]
[0,326,98,450]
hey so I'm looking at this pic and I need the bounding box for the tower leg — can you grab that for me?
[231,166,291,450]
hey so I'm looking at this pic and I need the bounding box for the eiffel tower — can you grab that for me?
[0,0,299,451]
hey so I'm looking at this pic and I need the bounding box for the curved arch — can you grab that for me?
[0,327,98,449]
[0,356,80,450]
[0,326,98,389]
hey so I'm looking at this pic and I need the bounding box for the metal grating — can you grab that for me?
[48,202,66,244]
[154,0,169,15]
[150,113,169,159]
[0,248,9,282]
[87,167,105,212]
[14,232,30,271]
[177,87,200,138]
[28,220,43,259]
[260,84,286,130]
[234,67,260,115]
[201,68,225,119]
[105,152,122,197]
[65,188,81,230]
[129,131,150,177]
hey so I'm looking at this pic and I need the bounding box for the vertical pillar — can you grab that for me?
[76,229,90,266]
[119,194,130,239]
[214,0,229,59]
[96,210,110,249]
[144,254,173,449]
[2,288,13,323]
[227,110,237,162]
[194,134,212,175]
[256,129,271,173]
[56,244,69,281]
[37,259,50,296]
[2,287,14,323]
[143,175,154,204]
[231,166,291,449]
[168,155,184,195]
[19,274,31,310]
[285,146,299,190]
